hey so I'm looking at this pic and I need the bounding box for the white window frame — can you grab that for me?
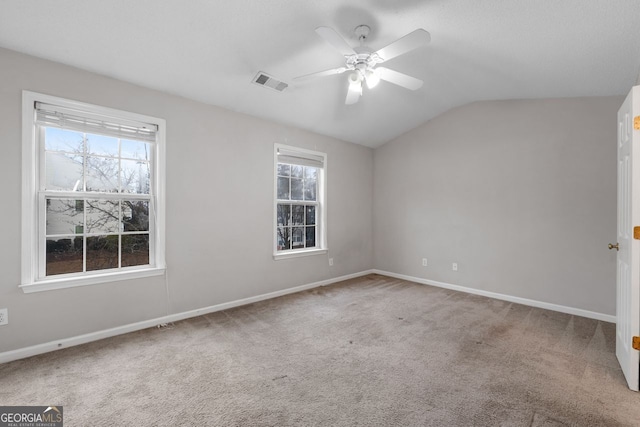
[273,143,327,260]
[21,91,166,293]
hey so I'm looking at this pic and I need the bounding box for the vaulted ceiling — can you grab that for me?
[2,0,640,147]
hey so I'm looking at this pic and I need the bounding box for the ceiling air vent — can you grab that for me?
[252,72,288,92]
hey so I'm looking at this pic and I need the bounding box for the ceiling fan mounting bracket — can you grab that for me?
[354,25,371,42]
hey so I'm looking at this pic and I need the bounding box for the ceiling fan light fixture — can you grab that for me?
[365,69,380,89]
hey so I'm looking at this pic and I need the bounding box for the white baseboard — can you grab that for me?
[0,270,374,365]
[1,269,613,364]
[372,269,616,323]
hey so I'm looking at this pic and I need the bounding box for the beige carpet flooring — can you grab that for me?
[1,274,640,426]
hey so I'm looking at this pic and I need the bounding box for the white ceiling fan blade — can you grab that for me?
[294,67,347,81]
[345,80,362,105]
[316,26,357,57]
[375,29,431,62]
[345,88,361,105]
[376,67,423,90]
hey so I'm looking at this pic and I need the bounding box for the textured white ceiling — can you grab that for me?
[1,0,640,147]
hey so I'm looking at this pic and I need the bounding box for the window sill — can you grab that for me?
[273,248,328,261]
[20,267,166,293]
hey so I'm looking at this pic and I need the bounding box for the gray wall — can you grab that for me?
[373,97,621,315]
[0,47,374,353]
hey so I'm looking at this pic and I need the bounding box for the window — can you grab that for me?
[274,144,327,259]
[21,91,165,292]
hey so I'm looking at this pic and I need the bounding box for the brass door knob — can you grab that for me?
[608,243,619,251]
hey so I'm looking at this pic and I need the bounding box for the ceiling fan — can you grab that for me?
[295,25,431,105]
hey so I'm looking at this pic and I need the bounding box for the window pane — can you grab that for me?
[44,128,83,153]
[85,199,120,234]
[85,156,119,192]
[291,227,304,249]
[87,133,118,157]
[122,200,149,231]
[45,152,83,191]
[277,227,290,251]
[46,237,83,276]
[291,165,303,178]
[306,226,316,248]
[292,205,305,225]
[121,159,150,194]
[121,139,150,161]
[305,206,316,226]
[46,198,83,235]
[304,178,317,201]
[291,178,303,200]
[304,167,317,180]
[86,235,119,271]
[277,204,290,226]
[122,234,149,267]
[277,177,290,200]
[277,163,290,177]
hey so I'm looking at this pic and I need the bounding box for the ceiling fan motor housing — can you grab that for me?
[347,49,382,77]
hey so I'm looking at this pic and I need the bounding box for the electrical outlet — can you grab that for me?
[422,258,428,267]
[328,258,334,266]
[452,263,458,271]
[0,308,7,326]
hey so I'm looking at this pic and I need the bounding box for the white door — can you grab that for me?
[615,86,640,391]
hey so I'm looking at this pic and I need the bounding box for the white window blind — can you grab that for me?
[276,147,325,168]
[35,102,158,143]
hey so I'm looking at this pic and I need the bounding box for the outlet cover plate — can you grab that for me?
[0,308,7,326]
